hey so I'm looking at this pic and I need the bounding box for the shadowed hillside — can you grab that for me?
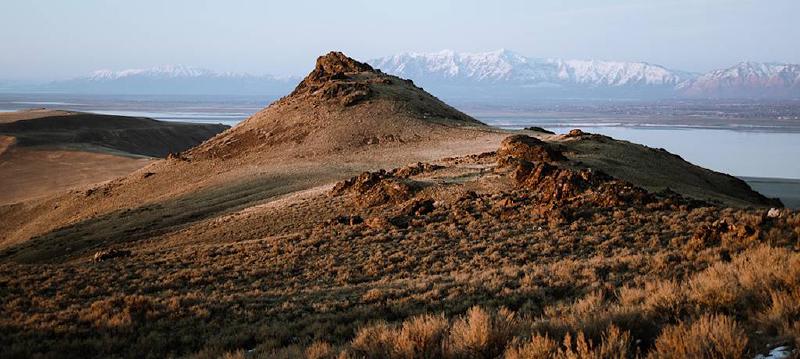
[0,109,228,157]
[0,109,228,204]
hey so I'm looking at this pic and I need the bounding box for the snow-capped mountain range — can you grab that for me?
[369,50,800,100]
[9,51,799,100]
[86,65,219,81]
[42,65,298,96]
[370,49,695,88]
[677,62,800,98]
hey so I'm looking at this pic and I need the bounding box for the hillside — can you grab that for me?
[0,131,796,358]
[0,52,794,359]
[0,109,228,204]
[0,109,228,157]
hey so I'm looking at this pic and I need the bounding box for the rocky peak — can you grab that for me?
[290,51,379,105]
[312,51,375,77]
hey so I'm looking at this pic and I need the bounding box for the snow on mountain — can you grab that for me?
[45,65,297,96]
[370,49,694,90]
[372,49,545,84]
[553,59,692,87]
[371,50,800,100]
[678,62,800,98]
[83,65,260,81]
[8,55,799,99]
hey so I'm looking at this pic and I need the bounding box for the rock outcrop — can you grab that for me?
[497,135,566,163]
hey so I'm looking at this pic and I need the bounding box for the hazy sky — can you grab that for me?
[1,0,798,80]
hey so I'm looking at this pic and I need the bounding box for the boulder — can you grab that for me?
[330,215,364,226]
[403,198,435,216]
[566,129,585,137]
[93,249,131,262]
[331,170,419,207]
[497,135,566,164]
[767,208,782,218]
[524,126,555,134]
[392,162,444,178]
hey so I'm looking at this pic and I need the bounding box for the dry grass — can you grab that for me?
[1,152,798,358]
[285,244,798,358]
[649,314,747,358]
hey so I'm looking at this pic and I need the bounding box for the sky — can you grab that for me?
[1,0,799,80]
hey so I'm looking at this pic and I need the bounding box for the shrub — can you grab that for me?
[649,314,748,358]
[305,341,336,359]
[504,335,558,359]
[446,306,518,358]
[351,321,396,358]
[394,314,449,359]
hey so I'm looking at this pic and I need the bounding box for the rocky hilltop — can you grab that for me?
[189,52,485,160]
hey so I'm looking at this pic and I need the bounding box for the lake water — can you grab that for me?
[0,93,267,127]
[2,93,798,180]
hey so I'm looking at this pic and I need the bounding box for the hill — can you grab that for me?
[0,52,505,248]
[0,109,228,157]
[0,109,227,204]
[0,52,793,359]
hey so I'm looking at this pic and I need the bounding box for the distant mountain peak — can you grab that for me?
[370,49,692,89]
[678,61,800,98]
[44,65,297,96]
[85,65,218,81]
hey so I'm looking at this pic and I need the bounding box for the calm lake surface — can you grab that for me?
[2,93,798,180]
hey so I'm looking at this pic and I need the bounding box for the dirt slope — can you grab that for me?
[0,110,228,205]
[0,135,15,156]
[0,148,153,205]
